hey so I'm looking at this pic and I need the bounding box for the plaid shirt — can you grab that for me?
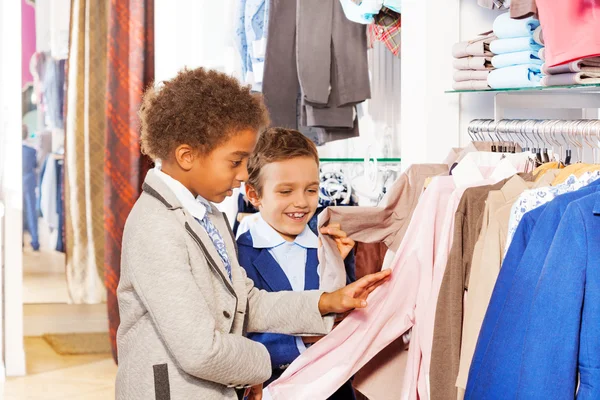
[368,7,401,56]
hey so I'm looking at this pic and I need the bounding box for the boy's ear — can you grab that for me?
[174,144,195,171]
[245,184,261,208]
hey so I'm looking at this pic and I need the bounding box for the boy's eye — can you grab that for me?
[231,160,242,167]
[279,190,292,195]
[307,189,318,194]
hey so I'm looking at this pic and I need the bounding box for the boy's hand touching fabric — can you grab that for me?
[318,269,392,315]
[320,223,355,260]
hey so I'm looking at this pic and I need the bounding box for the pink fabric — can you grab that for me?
[537,0,600,67]
[22,0,36,90]
[401,181,494,400]
[267,177,457,400]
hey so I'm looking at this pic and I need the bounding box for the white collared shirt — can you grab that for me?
[249,214,319,355]
[153,166,212,220]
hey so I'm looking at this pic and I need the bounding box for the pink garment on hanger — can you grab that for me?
[267,177,457,399]
[537,0,600,67]
[401,181,495,400]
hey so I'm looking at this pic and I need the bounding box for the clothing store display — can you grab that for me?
[453,57,493,71]
[492,13,539,40]
[368,7,401,57]
[516,192,600,399]
[338,0,401,24]
[510,0,537,20]
[489,36,542,55]
[452,33,496,59]
[234,0,269,90]
[262,0,368,144]
[266,151,531,399]
[23,144,39,251]
[477,0,508,10]
[317,164,449,291]
[452,81,491,91]
[453,70,490,82]
[536,0,600,67]
[430,175,532,400]
[491,50,542,69]
[262,0,299,129]
[505,172,600,250]
[487,64,542,89]
[541,72,600,87]
[466,178,600,400]
[297,0,370,127]
[542,57,600,75]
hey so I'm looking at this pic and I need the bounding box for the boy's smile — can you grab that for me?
[248,156,320,242]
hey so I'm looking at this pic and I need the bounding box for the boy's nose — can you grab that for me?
[236,168,249,183]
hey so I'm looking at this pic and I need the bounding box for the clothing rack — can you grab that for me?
[468,119,600,141]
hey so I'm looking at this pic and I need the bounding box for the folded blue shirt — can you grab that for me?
[492,51,543,69]
[487,64,543,89]
[493,12,540,39]
[490,36,543,55]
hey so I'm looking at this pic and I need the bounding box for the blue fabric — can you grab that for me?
[466,181,600,400]
[22,144,39,250]
[491,51,543,69]
[338,0,381,24]
[384,0,401,13]
[234,0,251,79]
[489,36,543,55]
[492,12,540,39]
[196,215,233,281]
[237,232,355,399]
[487,64,542,89]
[516,191,600,399]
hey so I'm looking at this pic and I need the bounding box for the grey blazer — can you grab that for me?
[115,170,333,400]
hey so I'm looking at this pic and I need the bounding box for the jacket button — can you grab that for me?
[223,311,231,319]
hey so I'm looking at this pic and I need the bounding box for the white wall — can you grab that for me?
[0,0,26,377]
[155,0,239,84]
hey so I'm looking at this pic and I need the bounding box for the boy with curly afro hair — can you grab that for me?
[115,67,391,400]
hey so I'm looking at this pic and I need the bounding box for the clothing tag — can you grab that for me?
[252,38,267,59]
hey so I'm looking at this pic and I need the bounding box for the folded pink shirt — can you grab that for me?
[537,0,600,67]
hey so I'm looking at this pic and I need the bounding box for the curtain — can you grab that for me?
[105,0,155,362]
[64,0,108,304]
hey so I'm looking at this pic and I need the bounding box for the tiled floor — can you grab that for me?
[2,337,116,399]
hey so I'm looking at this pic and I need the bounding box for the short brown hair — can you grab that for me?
[247,127,319,195]
[139,67,270,160]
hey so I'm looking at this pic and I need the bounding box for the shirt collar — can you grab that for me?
[250,214,319,249]
[153,166,212,221]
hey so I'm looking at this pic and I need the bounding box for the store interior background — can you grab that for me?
[0,0,591,398]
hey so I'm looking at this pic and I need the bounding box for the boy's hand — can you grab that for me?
[320,223,355,260]
[245,384,263,400]
[318,269,391,315]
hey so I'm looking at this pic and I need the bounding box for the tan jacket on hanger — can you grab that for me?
[455,174,555,397]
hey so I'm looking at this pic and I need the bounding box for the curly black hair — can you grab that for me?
[140,67,270,160]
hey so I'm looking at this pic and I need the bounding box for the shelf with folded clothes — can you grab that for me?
[445,83,600,94]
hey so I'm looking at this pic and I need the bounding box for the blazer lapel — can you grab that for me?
[305,248,320,290]
[253,249,293,292]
